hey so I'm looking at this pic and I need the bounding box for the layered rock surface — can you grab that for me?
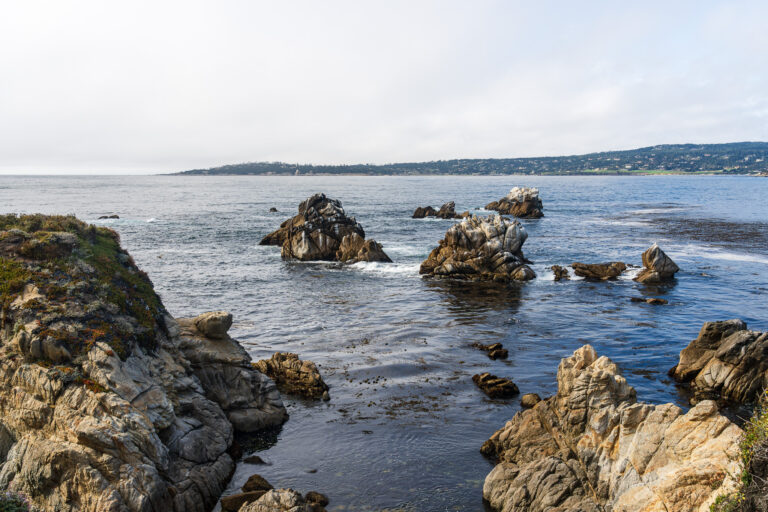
[635,243,679,283]
[571,261,627,280]
[0,214,287,512]
[259,193,390,263]
[419,215,535,281]
[485,187,543,218]
[671,319,768,404]
[481,345,741,512]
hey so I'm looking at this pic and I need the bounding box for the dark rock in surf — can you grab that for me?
[551,265,570,281]
[472,342,508,360]
[473,373,519,398]
[571,261,627,280]
[635,243,679,283]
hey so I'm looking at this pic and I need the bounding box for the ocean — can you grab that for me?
[1,174,766,511]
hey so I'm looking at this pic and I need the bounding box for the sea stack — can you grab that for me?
[260,193,391,263]
[635,243,679,283]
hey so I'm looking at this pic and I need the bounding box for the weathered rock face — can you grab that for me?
[0,214,288,512]
[253,353,329,399]
[571,261,627,280]
[419,215,535,281]
[412,201,468,219]
[238,489,323,512]
[481,345,741,512]
[485,187,543,218]
[671,319,768,404]
[259,193,390,263]
[635,243,679,283]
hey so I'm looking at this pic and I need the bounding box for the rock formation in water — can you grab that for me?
[671,319,768,404]
[481,345,741,512]
[485,187,543,218]
[419,215,535,281]
[0,214,287,512]
[412,201,470,219]
[571,261,627,280]
[635,243,680,283]
[253,352,329,399]
[472,342,508,360]
[259,193,391,263]
[473,373,519,398]
[550,265,569,281]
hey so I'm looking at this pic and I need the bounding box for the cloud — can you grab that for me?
[0,0,767,173]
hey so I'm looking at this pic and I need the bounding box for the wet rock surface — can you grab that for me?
[485,187,543,218]
[630,297,668,305]
[635,243,679,283]
[412,201,468,219]
[471,342,508,360]
[481,345,741,512]
[254,353,329,399]
[260,193,390,263]
[0,215,287,512]
[571,261,627,280]
[550,265,569,281]
[472,373,519,398]
[419,215,535,281]
[671,319,768,404]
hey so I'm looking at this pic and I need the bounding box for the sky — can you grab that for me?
[1,1,767,174]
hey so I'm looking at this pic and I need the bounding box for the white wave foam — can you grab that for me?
[669,245,768,265]
[350,261,421,277]
[383,243,426,257]
[619,266,642,280]
[146,218,158,223]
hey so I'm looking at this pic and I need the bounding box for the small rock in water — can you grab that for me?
[550,265,570,281]
[98,214,119,219]
[472,342,508,360]
[630,297,668,305]
[305,491,330,507]
[520,393,541,408]
[571,261,627,280]
[269,207,278,212]
[635,243,680,283]
[243,455,268,465]
[242,473,273,493]
[253,352,329,399]
[472,373,519,398]
[322,390,330,401]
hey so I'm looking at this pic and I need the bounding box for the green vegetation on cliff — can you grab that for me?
[177,142,768,176]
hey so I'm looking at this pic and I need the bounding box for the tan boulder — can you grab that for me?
[635,243,680,283]
[253,353,329,399]
[571,261,627,280]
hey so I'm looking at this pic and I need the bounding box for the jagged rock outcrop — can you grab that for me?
[635,243,680,283]
[671,319,768,404]
[481,345,741,512]
[0,214,287,512]
[485,187,543,218]
[238,489,325,512]
[419,215,535,281]
[259,194,390,263]
[473,373,519,398]
[253,353,329,399]
[571,261,627,280]
[412,201,469,219]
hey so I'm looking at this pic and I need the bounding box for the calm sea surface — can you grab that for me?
[1,175,767,511]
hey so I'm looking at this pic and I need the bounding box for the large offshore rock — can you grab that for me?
[412,201,468,219]
[259,193,390,263]
[635,243,680,283]
[485,187,544,218]
[671,319,768,404]
[481,345,741,512]
[419,214,535,281]
[0,214,288,512]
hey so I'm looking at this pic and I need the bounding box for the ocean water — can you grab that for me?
[1,175,767,511]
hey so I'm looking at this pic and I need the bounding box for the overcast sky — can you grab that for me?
[1,1,767,174]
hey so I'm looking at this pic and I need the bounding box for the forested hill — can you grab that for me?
[176,142,768,176]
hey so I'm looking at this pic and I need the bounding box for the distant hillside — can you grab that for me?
[176,142,768,176]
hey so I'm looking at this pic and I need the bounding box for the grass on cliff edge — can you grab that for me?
[0,214,166,358]
[711,390,768,511]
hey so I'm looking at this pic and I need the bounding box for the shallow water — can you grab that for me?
[1,175,767,511]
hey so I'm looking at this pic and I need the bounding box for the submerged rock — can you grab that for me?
[671,319,767,404]
[630,296,668,305]
[471,342,508,360]
[0,214,288,512]
[259,193,390,263]
[419,215,535,281]
[254,353,329,399]
[481,345,741,512]
[485,187,543,218]
[472,373,519,398]
[571,261,627,280]
[97,214,119,219]
[635,243,680,283]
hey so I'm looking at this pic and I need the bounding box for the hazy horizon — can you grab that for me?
[2,1,768,174]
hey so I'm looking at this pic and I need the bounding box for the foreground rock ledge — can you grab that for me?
[259,193,391,263]
[671,319,767,404]
[481,344,740,512]
[419,214,535,281]
[0,214,287,512]
[485,187,543,218]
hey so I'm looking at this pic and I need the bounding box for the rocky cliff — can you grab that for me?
[481,345,741,512]
[0,214,287,512]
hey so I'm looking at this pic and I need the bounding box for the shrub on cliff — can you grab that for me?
[0,491,32,512]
